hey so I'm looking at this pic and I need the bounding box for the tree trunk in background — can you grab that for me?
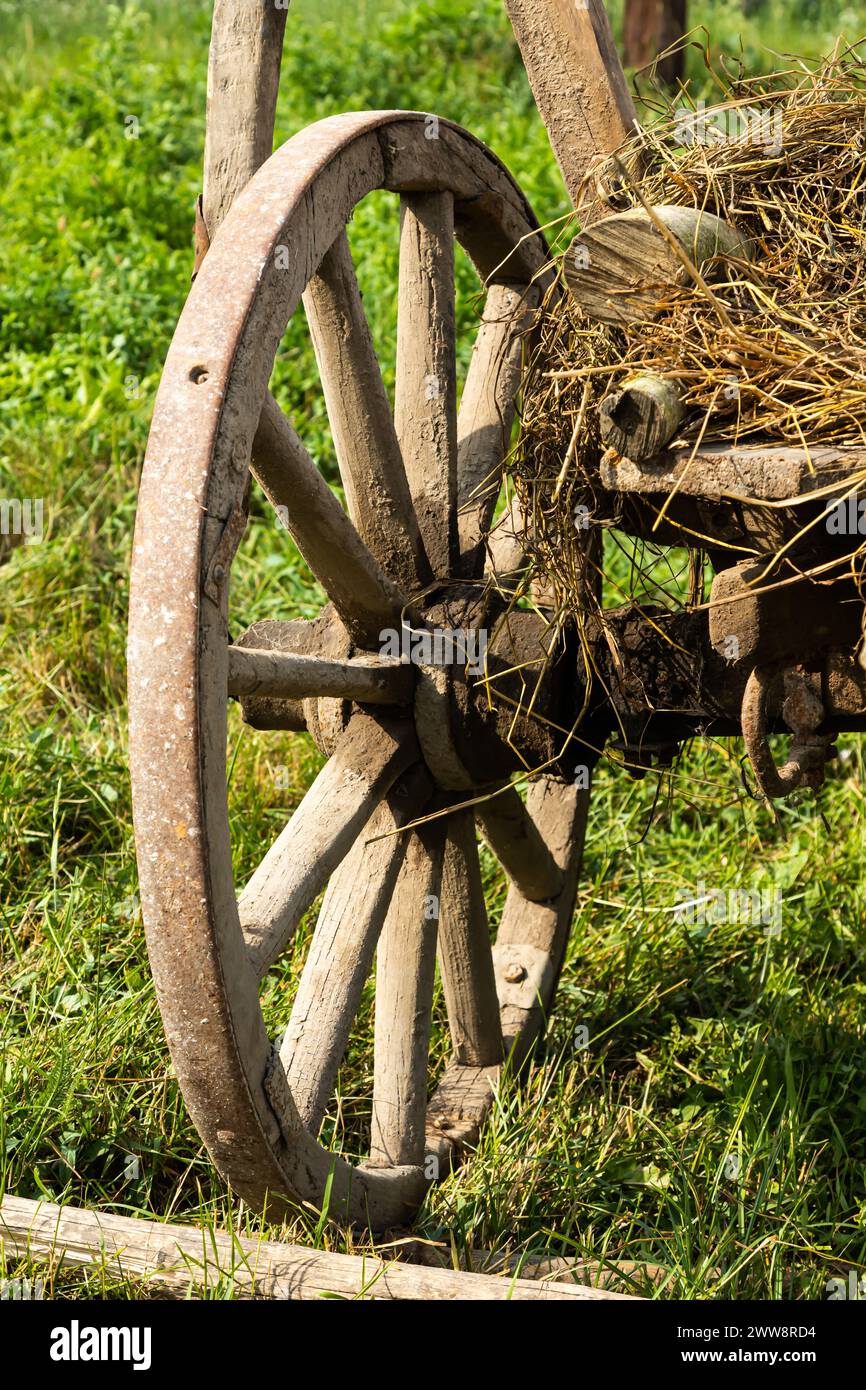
[623,0,687,86]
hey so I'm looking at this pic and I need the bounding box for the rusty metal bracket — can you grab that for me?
[741,665,834,802]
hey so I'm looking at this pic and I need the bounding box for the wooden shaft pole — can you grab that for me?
[502,0,639,210]
[203,0,289,234]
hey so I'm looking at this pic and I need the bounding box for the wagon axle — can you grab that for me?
[226,553,864,858]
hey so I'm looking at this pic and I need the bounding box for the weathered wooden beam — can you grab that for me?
[0,1196,635,1300]
[203,0,289,234]
[566,205,751,325]
[503,0,640,209]
[402,1236,669,1290]
[599,373,686,459]
[599,443,865,502]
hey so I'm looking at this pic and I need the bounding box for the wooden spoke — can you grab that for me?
[475,784,563,902]
[456,283,537,577]
[252,394,407,649]
[494,774,592,1065]
[425,1059,501,1169]
[227,645,412,705]
[239,714,418,977]
[230,617,321,732]
[303,230,429,594]
[370,821,446,1167]
[395,191,458,578]
[436,809,503,1068]
[425,780,590,1167]
[280,767,433,1134]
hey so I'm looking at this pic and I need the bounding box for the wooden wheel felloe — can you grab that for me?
[128,111,592,1227]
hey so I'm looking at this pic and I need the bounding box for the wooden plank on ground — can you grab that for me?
[0,1196,637,1301]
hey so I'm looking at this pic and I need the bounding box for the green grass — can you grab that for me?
[2,0,866,1300]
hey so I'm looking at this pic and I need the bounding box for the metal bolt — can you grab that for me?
[503,961,526,984]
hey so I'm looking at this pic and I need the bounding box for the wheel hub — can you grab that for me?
[234,585,583,788]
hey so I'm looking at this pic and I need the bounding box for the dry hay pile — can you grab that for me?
[510,47,866,627]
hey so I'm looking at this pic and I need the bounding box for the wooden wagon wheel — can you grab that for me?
[128,111,593,1227]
